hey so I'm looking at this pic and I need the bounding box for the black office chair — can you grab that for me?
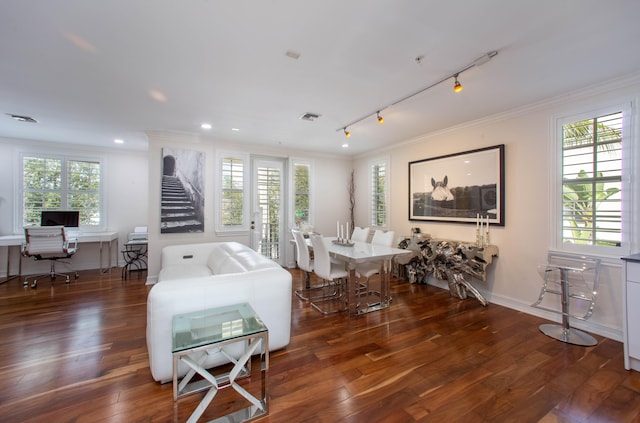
[22,226,79,288]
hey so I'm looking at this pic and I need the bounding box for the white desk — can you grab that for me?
[0,231,119,283]
[324,238,411,316]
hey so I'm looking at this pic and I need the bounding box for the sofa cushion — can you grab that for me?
[233,249,278,270]
[212,255,246,274]
[205,244,229,274]
[206,242,279,275]
[158,264,212,281]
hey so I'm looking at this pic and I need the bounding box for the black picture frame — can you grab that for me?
[409,144,505,226]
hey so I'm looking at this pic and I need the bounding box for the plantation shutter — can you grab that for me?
[221,157,244,226]
[561,111,622,247]
[370,159,387,227]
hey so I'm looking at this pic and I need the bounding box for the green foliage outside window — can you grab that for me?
[294,163,310,225]
[22,156,101,227]
[371,162,387,227]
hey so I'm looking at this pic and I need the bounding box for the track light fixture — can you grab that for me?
[453,74,463,93]
[335,50,497,136]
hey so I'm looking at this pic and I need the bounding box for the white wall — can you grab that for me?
[0,137,148,276]
[145,131,353,281]
[352,72,640,341]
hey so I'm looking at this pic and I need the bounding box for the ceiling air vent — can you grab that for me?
[299,113,320,122]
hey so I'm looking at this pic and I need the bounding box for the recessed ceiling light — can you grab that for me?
[201,123,212,130]
[63,32,97,53]
[231,128,240,132]
[285,50,301,60]
[6,113,37,123]
[114,139,124,144]
[148,89,167,103]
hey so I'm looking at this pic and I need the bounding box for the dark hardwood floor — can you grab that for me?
[1,267,639,422]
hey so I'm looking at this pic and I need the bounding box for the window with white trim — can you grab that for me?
[370,158,388,227]
[21,154,103,228]
[555,106,629,254]
[217,152,249,232]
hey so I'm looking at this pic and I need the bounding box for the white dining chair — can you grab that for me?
[355,230,395,302]
[309,234,348,314]
[350,226,370,243]
[292,228,325,300]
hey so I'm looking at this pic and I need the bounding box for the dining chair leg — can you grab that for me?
[295,272,336,301]
[310,279,348,314]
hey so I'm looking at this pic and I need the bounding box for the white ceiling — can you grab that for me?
[1,0,639,156]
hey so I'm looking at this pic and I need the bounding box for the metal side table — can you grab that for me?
[121,239,147,280]
[172,303,269,423]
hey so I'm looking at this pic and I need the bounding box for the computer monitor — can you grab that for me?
[40,210,80,228]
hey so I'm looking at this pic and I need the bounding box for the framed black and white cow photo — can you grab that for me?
[408,144,505,226]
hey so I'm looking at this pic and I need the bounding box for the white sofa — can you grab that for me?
[146,241,292,383]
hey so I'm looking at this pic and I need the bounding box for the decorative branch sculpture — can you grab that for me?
[402,239,490,306]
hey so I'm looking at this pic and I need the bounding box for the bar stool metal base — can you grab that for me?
[539,323,597,346]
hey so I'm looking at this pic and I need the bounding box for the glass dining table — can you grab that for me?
[310,237,412,316]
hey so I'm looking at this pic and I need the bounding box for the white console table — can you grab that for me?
[0,231,119,283]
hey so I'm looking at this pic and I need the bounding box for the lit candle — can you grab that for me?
[337,221,340,238]
[476,213,479,229]
[341,225,344,240]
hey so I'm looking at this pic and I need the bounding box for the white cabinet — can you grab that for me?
[623,256,640,371]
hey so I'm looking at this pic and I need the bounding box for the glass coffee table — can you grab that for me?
[172,303,269,423]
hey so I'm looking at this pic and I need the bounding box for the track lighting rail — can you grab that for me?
[337,50,498,136]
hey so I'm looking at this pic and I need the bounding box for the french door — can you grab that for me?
[251,157,286,265]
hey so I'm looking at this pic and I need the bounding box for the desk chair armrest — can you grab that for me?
[64,238,78,255]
